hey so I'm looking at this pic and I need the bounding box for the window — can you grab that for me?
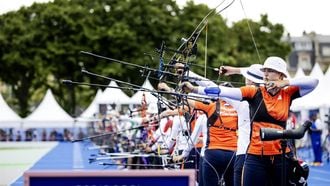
[321,46,330,56]
[298,53,312,70]
[294,42,312,51]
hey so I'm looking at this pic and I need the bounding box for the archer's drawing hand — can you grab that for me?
[158,82,172,92]
[218,66,239,76]
[179,82,195,93]
[265,80,289,91]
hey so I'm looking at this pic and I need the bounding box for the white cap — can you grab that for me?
[241,64,264,84]
[261,56,289,77]
[147,103,158,114]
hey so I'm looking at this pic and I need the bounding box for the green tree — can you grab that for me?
[0,0,291,117]
[0,7,50,116]
[230,14,291,66]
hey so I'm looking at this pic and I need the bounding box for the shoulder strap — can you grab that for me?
[249,88,286,127]
[207,101,220,127]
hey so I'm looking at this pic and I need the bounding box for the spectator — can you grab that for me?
[25,129,32,141]
[42,129,47,141]
[56,131,64,141]
[310,112,324,166]
[16,130,22,141]
[287,111,297,130]
[0,129,6,141]
[287,111,298,151]
[49,129,57,141]
[32,129,38,141]
[63,128,72,141]
[8,128,14,141]
[78,127,86,139]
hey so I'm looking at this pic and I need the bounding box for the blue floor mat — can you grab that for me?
[11,143,330,186]
[297,147,330,186]
[11,142,116,186]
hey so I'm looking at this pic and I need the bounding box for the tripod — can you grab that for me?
[280,139,288,186]
[323,133,330,164]
[260,120,312,186]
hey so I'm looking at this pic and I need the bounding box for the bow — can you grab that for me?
[67,1,239,171]
[140,92,152,143]
[153,1,237,114]
[140,93,147,118]
[158,0,236,84]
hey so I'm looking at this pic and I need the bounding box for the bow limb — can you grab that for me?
[158,0,234,83]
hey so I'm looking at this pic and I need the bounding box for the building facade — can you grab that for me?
[283,32,330,75]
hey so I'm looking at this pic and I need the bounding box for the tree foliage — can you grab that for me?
[0,0,290,116]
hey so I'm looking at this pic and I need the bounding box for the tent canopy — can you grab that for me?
[291,63,325,111]
[23,89,74,128]
[97,81,132,104]
[130,78,158,104]
[293,67,305,78]
[325,66,330,77]
[78,89,102,120]
[76,89,103,125]
[0,93,22,128]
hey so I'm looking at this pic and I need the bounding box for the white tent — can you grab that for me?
[322,66,330,109]
[290,67,306,111]
[97,81,131,105]
[309,62,324,78]
[75,89,103,126]
[293,67,305,78]
[23,89,74,128]
[291,63,325,111]
[77,89,102,121]
[0,93,22,128]
[130,78,158,104]
[140,78,154,90]
[326,66,330,77]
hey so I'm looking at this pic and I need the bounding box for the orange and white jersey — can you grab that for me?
[194,100,238,151]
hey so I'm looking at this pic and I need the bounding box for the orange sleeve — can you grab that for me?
[194,101,212,115]
[284,86,300,100]
[240,85,258,99]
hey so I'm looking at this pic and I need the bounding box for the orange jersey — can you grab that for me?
[195,100,238,151]
[240,85,300,155]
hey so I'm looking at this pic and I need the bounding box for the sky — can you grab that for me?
[0,0,329,36]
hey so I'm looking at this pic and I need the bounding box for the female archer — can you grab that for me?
[181,56,318,186]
